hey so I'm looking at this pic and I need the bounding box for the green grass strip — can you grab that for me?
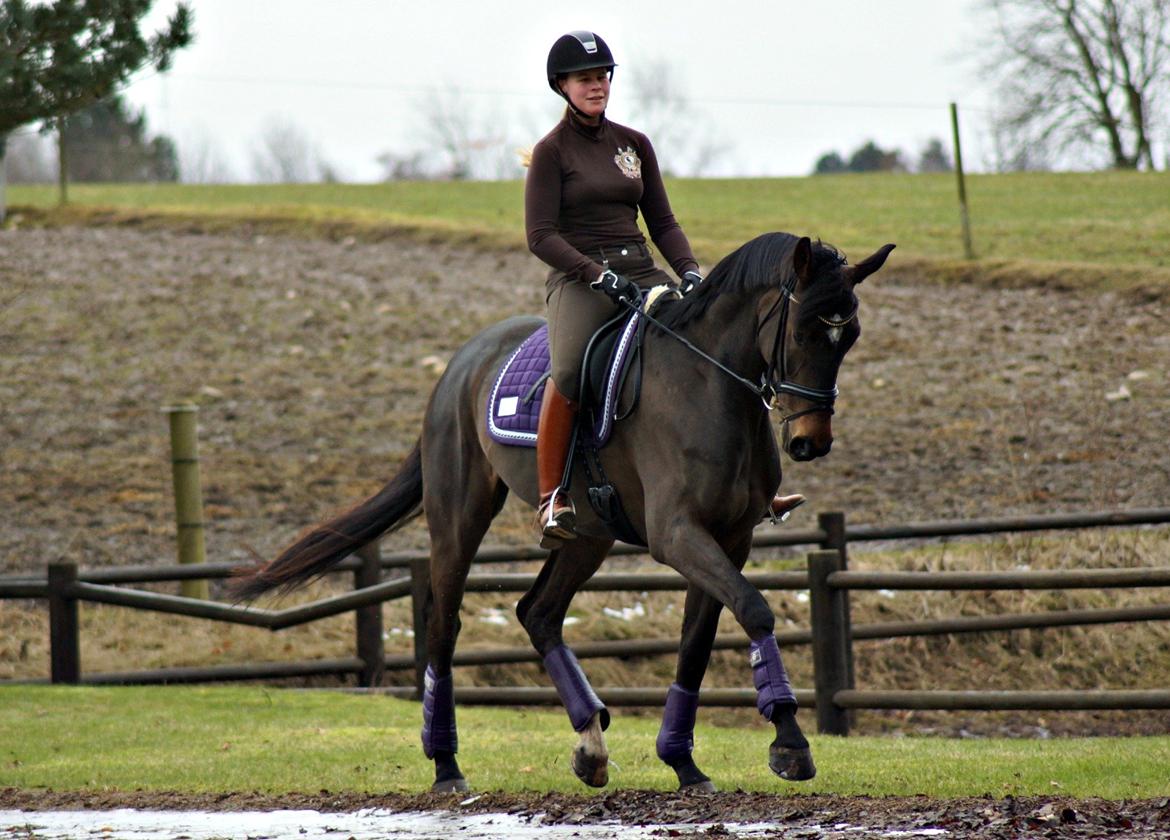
[8,170,1170,284]
[1,687,1167,799]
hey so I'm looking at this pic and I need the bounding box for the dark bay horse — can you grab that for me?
[236,232,895,793]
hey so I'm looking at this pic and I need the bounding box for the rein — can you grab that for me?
[620,273,847,422]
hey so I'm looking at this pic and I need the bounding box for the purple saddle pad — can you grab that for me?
[486,317,642,448]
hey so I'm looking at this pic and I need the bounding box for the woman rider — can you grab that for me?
[526,31,803,548]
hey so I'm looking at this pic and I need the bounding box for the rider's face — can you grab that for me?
[560,68,610,121]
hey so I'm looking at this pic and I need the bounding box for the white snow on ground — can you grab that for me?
[0,808,951,839]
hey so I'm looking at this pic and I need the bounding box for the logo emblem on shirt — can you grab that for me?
[614,146,642,179]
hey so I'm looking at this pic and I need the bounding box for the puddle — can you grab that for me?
[0,808,950,839]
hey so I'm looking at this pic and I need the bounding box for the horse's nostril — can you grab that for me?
[789,438,812,460]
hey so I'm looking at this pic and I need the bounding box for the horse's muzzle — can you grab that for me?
[782,417,833,461]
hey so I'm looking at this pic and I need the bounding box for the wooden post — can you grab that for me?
[48,562,80,684]
[808,549,850,735]
[818,511,855,695]
[163,404,210,600]
[950,102,975,260]
[409,553,431,698]
[354,542,385,687]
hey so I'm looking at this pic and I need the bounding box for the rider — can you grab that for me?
[526,31,803,548]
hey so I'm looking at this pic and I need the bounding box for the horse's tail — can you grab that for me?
[232,441,423,602]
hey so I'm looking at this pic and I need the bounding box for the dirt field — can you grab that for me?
[3,224,1170,832]
[2,223,1167,574]
[3,787,1170,838]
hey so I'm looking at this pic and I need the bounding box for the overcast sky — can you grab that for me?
[123,0,995,181]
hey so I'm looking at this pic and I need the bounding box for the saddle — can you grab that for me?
[486,311,648,546]
[486,312,645,449]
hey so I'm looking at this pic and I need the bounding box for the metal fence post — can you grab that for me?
[47,562,80,684]
[409,553,430,698]
[354,542,385,687]
[808,549,850,735]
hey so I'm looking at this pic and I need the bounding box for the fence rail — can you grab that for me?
[5,507,1170,734]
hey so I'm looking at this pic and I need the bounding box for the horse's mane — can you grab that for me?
[655,232,853,332]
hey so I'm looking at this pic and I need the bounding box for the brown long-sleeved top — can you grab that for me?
[525,112,700,284]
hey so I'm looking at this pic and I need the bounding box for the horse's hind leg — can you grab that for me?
[419,443,507,794]
[516,535,612,787]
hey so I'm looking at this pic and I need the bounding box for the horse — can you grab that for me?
[235,231,895,793]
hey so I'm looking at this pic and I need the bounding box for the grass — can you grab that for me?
[1,685,1169,798]
[8,170,1170,286]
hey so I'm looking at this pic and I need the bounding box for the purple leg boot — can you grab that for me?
[656,683,715,791]
[420,664,457,758]
[543,644,610,732]
[750,634,815,782]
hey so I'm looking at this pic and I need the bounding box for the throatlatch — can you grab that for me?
[655,682,701,765]
[421,664,458,758]
[544,644,610,732]
[750,634,796,720]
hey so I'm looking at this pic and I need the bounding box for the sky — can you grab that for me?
[121,0,996,182]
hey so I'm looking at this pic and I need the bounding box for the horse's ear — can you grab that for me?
[793,236,813,282]
[850,243,896,284]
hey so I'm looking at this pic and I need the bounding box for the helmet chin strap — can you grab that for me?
[557,86,595,120]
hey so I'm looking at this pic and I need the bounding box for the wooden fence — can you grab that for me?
[4,507,1170,735]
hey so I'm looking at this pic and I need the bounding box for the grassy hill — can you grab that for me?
[8,170,1170,288]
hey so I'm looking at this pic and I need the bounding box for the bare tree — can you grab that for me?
[980,0,1169,170]
[249,117,335,183]
[179,129,235,184]
[623,58,730,177]
[377,88,525,181]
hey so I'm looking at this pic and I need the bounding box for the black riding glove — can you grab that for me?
[680,270,703,294]
[591,269,641,307]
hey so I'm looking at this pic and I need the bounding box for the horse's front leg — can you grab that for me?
[516,535,613,787]
[652,519,815,783]
[658,583,723,792]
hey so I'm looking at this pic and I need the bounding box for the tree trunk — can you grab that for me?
[57,118,69,206]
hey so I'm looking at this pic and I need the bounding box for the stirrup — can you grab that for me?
[766,494,806,525]
[536,490,577,549]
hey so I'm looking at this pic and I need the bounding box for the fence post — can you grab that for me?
[354,542,385,687]
[950,101,975,260]
[808,549,850,735]
[409,553,430,698]
[163,403,210,600]
[818,511,855,694]
[47,562,80,684]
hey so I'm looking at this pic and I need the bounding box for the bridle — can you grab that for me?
[621,267,856,423]
[757,270,855,422]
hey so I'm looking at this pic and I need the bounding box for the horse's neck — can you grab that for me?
[676,292,767,382]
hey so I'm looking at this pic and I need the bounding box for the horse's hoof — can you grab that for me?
[679,779,717,794]
[769,746,816,781]
[431,777,470,793]
[572,745,609,788]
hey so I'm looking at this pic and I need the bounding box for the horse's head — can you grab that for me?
[762,237,895,461]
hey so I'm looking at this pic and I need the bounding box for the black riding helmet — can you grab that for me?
[546,30,617,102]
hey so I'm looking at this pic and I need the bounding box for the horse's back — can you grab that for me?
[438,315,544,397]
[422,315,544,491]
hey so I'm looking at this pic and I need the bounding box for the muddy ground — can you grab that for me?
[3,787,1170,838]
[2,224,1170,833]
